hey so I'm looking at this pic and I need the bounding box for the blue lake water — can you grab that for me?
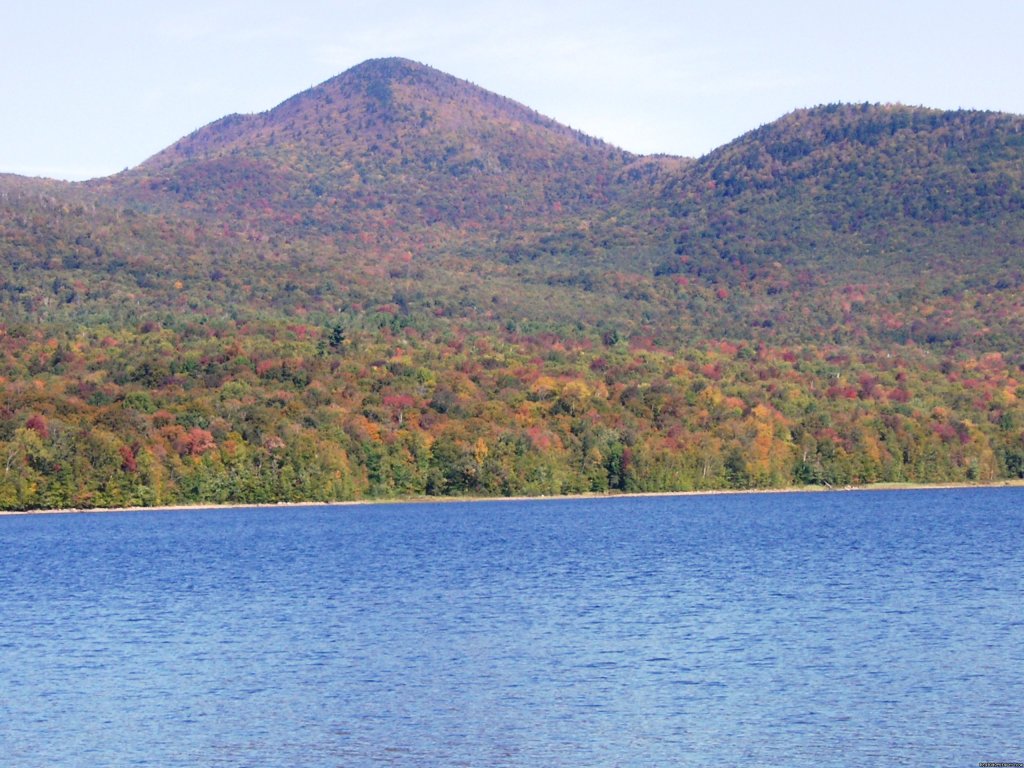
[1,488,1022,767]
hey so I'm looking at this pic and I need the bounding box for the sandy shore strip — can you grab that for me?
[3,480,1022,516]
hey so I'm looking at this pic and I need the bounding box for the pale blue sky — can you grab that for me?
[3,0,1022,180]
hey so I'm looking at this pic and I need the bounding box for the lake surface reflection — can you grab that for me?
[2,488,1022,766]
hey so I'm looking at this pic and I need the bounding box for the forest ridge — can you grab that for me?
[1,57,1023,509]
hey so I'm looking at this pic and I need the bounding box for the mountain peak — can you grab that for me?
[110,57,635,234]
[343,56,435,80]
[133,57,626,174]
[296,57,446,106]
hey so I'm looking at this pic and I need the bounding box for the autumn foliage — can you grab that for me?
[2,60,1024,509]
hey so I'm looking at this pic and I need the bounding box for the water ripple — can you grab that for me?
[1,488,1022,766]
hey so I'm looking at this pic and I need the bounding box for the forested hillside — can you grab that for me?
[658,104,1024,349]
[1,59,1022,509]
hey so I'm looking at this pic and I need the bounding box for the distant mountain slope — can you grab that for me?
[3,68,1023,351]
[4,62,1024,510]
[95,58,644,235]
[61,58,679,330]
[655,104,1024,349]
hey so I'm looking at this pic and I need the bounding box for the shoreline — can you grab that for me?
[3,479,1022,517]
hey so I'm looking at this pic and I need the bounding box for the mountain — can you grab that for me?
[655,103,1024,349]
[96,58,650,234]
[66,57,678,330]
[2,60,1024,510]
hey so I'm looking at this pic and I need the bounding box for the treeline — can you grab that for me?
[2,318,1022,510]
